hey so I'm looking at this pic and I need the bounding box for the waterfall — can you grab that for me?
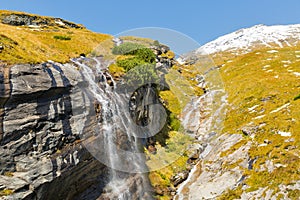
[71,57,154,200]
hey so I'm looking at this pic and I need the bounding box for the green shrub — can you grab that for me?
[294,94,300,101]
[116,48,156,72]
[53,35,71,40]
[134,48,156,63]
[169,113,180,131]
[113,42,156,72]
[112,42,145,55]
[123,63,159,88]
[165,131,192,154]
[116,57,146,72]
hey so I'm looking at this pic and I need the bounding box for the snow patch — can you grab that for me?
[262,65,271,69]
[248,105,259,112]
[177,57,186,65]
[270,103,290,113]
[281,60,291,64]
[293,72,300,76]
[198,24,300,54]
[267,50,278,53]
[254,115,265,120]
[55,20,65,26]
[277,131,291,137]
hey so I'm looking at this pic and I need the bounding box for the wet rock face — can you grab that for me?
[2,63,80,157]
[0,62,109,199]
[129,85,159,127]
[176,134,249,200]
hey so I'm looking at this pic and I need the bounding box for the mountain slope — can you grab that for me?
[198,24,300,55]
[177,24,300,199]
[218,44,300,199]
[0,10,111,64]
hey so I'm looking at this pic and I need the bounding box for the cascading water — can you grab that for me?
[71,57,156,200]
[175,64,227,200]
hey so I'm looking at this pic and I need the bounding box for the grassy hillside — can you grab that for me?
[1,10,298,198]
[0,10,111,64]
[215,44,300,198]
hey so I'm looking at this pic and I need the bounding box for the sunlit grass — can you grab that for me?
[0,11,111,64]
[0,189,14,196]
[146,131,193,199]
[216,43,300,197]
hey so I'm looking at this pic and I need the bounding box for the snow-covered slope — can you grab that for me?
[198,24,300,54]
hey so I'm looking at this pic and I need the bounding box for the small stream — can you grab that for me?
[175,65,227,199]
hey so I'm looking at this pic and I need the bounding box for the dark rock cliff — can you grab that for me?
[0,61,110,199]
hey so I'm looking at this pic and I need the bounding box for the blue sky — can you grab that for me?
[1,0,300,52]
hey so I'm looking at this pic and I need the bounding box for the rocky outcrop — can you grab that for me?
[0,61,111,199]
[0,64,10,143]
[176,134,252,200]
[1,13,83,29]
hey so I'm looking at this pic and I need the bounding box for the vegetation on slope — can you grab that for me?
[3,10,298,199]
[0,10,111,64]
[110,39,201,199]
[0,189,14,197]
[215,44,300,198]
[111,42,156,72]
[146,65,204,199]
[147,86,193,199]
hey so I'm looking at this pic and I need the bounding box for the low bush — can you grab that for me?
[122,63,159,88]
[53,35,71,40]
[116,57,146,72]
[113,42,156,72]
[134,48,156,63]
[169,113,181,131]
[116,48,156,72]
[112,42,145,55]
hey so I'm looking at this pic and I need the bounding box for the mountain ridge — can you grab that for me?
[198,24,300,55]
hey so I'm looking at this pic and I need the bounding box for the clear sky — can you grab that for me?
[1,0,300,49]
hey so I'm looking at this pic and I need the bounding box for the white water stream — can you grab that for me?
[71,57,153,200]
